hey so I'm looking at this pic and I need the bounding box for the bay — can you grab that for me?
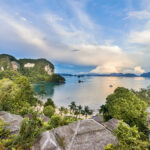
[34,76,150,109]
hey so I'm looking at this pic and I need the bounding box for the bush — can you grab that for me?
[105,121,149,150]
[43,105,55,118]
[101,87,148,132]
[48,114,62,129]
[44,98,55,108]
[13,112,43,149]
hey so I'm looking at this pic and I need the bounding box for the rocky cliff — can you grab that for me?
[0,54,64,82]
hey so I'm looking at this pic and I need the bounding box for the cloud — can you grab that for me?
[134,66,145,74]
[129,30,150,45]
[0,0,150,74]
[128,10,150,20]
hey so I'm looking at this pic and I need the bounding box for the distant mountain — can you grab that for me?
[60,73,138,77]
[141,72,150,77]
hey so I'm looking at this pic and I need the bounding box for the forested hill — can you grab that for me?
[0,54,65,82]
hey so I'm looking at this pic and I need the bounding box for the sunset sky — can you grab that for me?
[0,0,150,74]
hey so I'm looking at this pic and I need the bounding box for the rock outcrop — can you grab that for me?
[102,118,120,132]
[0,111,23,134]
[32,119,117,150]
[92,115,104,124]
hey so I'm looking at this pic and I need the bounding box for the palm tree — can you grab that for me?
[78,105,82,118]
[59,106,65,116]
[99,105,108,114]
[84,106,90,119]
[68,101,76,114]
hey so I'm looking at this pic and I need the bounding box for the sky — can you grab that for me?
[0,0,150,74]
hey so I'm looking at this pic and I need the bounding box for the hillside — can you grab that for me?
[0,54,65,82]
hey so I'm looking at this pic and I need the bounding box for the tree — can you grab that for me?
[105,121,149,150]
[44,98,55,108]
[14,112,43,149]
[68,101,76,114]
[103,87,148,132]
[59,107,65,116]
[0,78,21,112]
[84,106,91,118]
[0,78,34,115]
[99,105,111,121]
[132,88,150,106]
[43,105,55,118]
[78,105,82,118]
[15,76,37,105]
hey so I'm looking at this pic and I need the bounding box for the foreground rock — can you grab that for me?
[0,111,23,134]
[32,119,117,150]
[102,118,120,132]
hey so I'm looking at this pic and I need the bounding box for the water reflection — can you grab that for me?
[34,76,150,109]
[34,82,65,99]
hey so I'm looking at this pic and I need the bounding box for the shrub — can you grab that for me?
[105,121,149,150]
[13,112,43,149]
[101,87,148,132]
[43,105,55,118]
[48,114,62,129]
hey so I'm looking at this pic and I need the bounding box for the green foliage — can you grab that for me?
[48,114,81,130]
[0,54,18,71]
[0,70,21,81]
[68,101,92,118]
[61,116,81,125]
[0,54,65,83]
[0,78,21,112]
[0,119,17,150]
[0,119,10,139]
[43,105,55,118]
[15,76,37,105]
[49,74,65,83]
[132,88,150,106]
[44,98,55,108]
[56,135,65,150]
[48,114,62,129]
[84,106,93,118]
[101,87,148,132]
[14,112,43,149]
[0,78,35,115]
[19,58,55,82]
[105,121,149,150]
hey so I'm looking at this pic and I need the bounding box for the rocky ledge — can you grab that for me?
[0,111,23,134]
[0,111,119,150]
[32,119,118,150]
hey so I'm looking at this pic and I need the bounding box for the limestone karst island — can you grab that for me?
[1,1,150,150]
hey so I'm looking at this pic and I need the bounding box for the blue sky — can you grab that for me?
[0,0,150,74]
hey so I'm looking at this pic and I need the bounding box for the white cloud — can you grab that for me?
[129,30,150,45]
[134,66,145,74]
[1,0,150,74]
[128,10,150,20]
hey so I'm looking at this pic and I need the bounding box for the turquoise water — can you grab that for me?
[34,76,150,109]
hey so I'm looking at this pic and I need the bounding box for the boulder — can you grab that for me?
[92,115,103,124]
[0,111,23,134]
[32,119,117,150]
[102,118,120,132]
